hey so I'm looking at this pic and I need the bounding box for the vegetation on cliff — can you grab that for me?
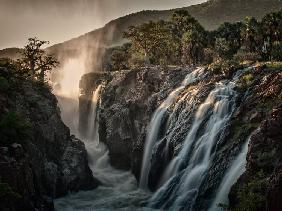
[105,9,282,71]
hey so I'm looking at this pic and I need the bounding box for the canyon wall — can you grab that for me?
[0,62,98,211]
[79,64,282,210]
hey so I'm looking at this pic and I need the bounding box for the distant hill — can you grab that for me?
[1,0,282,69]
[0,48,22,60]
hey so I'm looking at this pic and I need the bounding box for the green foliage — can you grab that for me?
[234,49,261,62]
[214,38,232,59]
[208,60,242,77]
[123,21,170,64]
[128,51,147,68]
[241,17,263,53]
[118,9,282,70]
[241,73,254,86]
[232,171,267,211]
[265,61,282,70]
[17,37,59,83]
[212,22,243,59]
[104,43,132,71]
[181,30,205,65]
[0,112,31,146]
[0,182,21,206]
[237,72,255,91]
[270,41,282,61]
[123,10,206,66]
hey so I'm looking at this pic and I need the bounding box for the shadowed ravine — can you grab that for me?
[54,85,151,211]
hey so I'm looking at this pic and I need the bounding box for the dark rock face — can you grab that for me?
[229,105,282,211]
[78,64,282,210]
[79,72,112,137]
[0,69,98,210]
[79,67,190,179]
[195,69,282,210]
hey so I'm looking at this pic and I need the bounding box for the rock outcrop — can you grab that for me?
[0,62,98,211]
[79,63,282,210]
[79,67,190,179]
[196,67,282,210]
[229,104,282,211]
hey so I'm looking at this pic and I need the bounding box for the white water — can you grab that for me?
[139,67,205,189]
[55,86,151,211]
[149,78,238,210]
[208,137,251,211]
[54,66,253,210]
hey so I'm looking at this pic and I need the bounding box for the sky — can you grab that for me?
[0,0,207,49]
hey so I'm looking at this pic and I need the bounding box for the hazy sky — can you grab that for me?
[0,0,207,49]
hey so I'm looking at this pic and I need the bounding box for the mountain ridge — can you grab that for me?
[1,0,282,66]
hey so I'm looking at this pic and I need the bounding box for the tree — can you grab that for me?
[241,17,263,53]
[18,37,59,82]
[123,20,173,65]
[109,43,131,71]
[261,10,282,60]
[214,38,232,59]
[270,41,282,61]
[181,30,204,65]
[170,10,206,62]
[212,22,243,58]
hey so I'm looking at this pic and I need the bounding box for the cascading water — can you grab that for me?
[208,136,251,211]
[139,67,206,189]
[149,75,239,211]
[55,85,151,211]
[54,65,253,211]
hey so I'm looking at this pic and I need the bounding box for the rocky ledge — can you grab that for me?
[0,62,98,211]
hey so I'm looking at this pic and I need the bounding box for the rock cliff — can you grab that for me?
[0,60,98,211]
[79,67,190,178]
[79,63,282,210]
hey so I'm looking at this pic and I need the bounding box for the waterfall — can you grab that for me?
[54,66,254,211]
[208,137,251,211]
[139,67,205,189]
[87,85,102,141]
[149,77,238,210]
[55,85,151,211]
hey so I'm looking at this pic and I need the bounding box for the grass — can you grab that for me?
[265,61,282,70]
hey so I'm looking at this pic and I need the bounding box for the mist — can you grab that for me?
[0,0,207,49]
[0,0,207,135]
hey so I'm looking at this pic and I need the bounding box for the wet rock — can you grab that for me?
[230,105,282,211]
[79,67,190,180]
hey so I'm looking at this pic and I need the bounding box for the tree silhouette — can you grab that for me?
[18,37,59,82]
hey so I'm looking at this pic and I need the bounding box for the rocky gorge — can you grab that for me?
[79,62,282,210]
[0,58,281,211]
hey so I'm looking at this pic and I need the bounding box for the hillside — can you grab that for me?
[46,0,282,54]
[1,0,282,69]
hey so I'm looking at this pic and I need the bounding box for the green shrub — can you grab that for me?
[232,171,267,211]
[270,41,282,61]
[208,59,242,77]
[241,73,254,85]
[128,51,147,68]
[266,61,282,70]
[234,49,261,62]
[0,112,31,146]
